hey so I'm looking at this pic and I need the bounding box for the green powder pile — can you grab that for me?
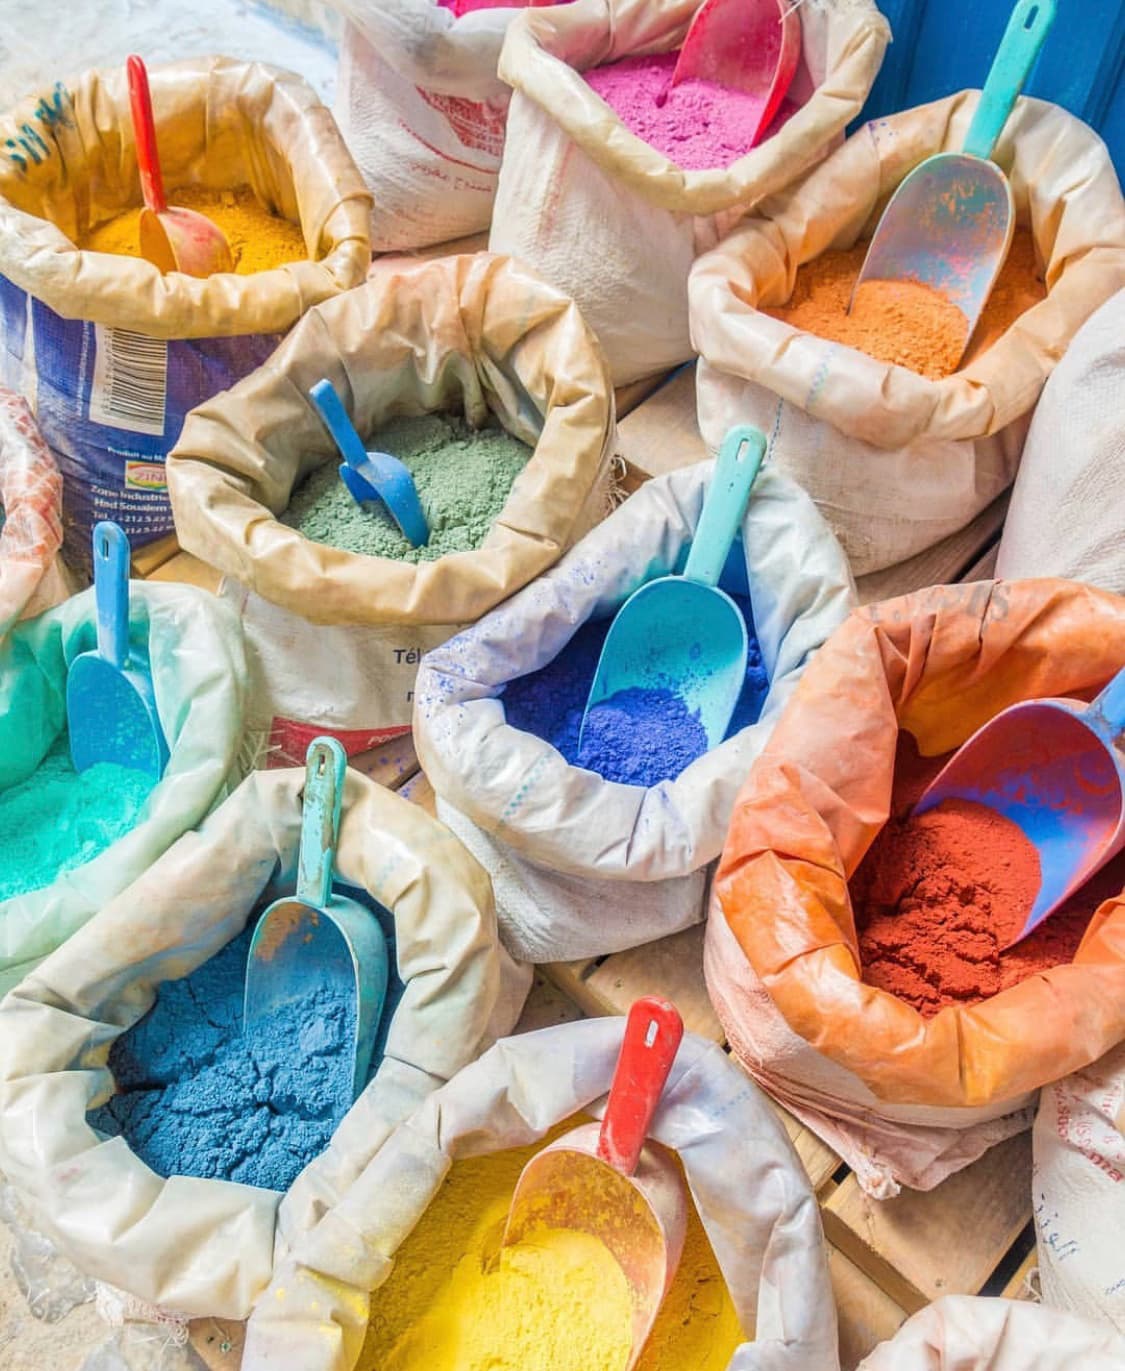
[281,413,532,562]
[0,734,154,900]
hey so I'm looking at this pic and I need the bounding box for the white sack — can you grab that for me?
[243,1017,841,1371]
[0,388,69,637]
[0,766,524,1322]
[414,461,854,964]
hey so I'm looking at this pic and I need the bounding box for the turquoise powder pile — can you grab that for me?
[0,733,153,900]
[281,413,532,563]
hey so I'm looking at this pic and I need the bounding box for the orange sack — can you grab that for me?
[706,579,1125,1197]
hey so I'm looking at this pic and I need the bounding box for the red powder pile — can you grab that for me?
[851,734,1116,1016]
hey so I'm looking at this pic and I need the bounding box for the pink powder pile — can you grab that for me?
[585,51,796,170]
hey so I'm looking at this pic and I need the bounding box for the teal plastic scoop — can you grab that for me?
[244,737,390,1101]
[579,424,766,753]
[66,520,168,779]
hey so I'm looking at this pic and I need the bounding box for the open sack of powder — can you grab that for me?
[0,764,524,1326]
[0,57,371,571]
[240,1016,840,1371]
[488,0,890,385]
[0,387,69,638]
[706,579,1125,1198]
[168,252,613,767]
[0,580,246,994]
[413,461,853,965]
[689,93,1125,580]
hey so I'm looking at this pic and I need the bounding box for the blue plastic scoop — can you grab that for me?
[244,737,390,1101]
[66,521,168,780]
[851,0,1056,367]
[308,379,429,549]
[579,424,766,754]
[916,666,1125,947]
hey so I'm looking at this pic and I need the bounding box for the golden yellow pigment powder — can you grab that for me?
[78,185,307,273]
[360,1123,744,1371]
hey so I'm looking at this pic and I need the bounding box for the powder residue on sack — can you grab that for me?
[851,732,1112,1016]
[585,52,798,171]
[359,1121,743,1371]
[281,413,531,563]
[766,230,1046,379]
[0,733,152,900]
[79,185,308,274]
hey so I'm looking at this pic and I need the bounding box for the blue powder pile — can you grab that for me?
[502,593,769,787]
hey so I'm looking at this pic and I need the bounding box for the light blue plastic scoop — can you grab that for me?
[244,737,390,1101]
[66,520,168,779]
[916,666,1125,947]
[308,379,429,549]
[852,0,1056,365]
[579,424,766,754]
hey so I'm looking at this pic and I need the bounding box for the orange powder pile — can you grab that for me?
[766,230,1045,380]
[78,184,307,274]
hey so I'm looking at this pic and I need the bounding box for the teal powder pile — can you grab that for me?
[281,413,532,562]
[0,733,153,900]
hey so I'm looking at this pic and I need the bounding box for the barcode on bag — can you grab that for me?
[89,326,167,437]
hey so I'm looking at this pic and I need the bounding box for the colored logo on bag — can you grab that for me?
[416,89,506,158]
[124,461,168,491]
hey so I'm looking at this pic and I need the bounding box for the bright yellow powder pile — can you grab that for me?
[360,1121,744,1371]
[78,185,307,273]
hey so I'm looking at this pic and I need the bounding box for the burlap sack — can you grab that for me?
[690,94,1125,577]
[707,580,1125,1198]
[0,766,524,1326]
[241,1017,839,1371]
[0,57,370,564]
[414,461,854,964]
[0,386,69,636]
[168,252,614,765]
[997,289,1125,594]
[489,0,889,385]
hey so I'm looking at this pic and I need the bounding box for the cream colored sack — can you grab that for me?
[242,1018,839,1371]
[0,388,69,636]
[0,766,523,1325]
[690,94,1125,577]
[168,252,614,765]
[489,0,889,385]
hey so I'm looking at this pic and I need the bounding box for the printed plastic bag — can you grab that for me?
[0,386,69,636]
[0,580,246,993]
[0,765,523,1325]
[1032,1037,1125,1332]
[690,94,1125,576]
[241,1016,840,1371]
[707,580,1125,1197]
[414,461,854,964]
[489,0,890,384]
[857,1296,1125,1371]
[998,289,1125,594]
[168,253,614,767]
[0,57,371,567]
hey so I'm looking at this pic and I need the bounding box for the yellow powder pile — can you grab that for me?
[78,185,307,273]
[360,1123,744,1371]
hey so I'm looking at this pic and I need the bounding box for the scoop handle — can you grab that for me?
[309,379,370,472]
[963,0,1057,160]
[296,736,347,908]
[1087,665,1125,745]
[92,520,130,671]
[126,55,167,215]
[683,425,766,588]
[597,997,684,1177]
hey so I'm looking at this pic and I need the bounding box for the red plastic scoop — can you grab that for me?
[126,55,233,278]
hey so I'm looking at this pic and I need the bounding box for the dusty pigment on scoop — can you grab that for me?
[282,413,531,563]
[851,733,1110,1016]
[502,596,767,786]
[766,230,1046,379]
[78,185,308,274]
[359,1121,743,1371]
[585,51,797,170]
[0,733,152,900]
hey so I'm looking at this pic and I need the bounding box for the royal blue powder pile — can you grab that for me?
[502,593,769,787]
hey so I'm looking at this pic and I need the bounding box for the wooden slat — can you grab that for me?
[614,369,673,420]
[1001,1242,1039,1301]
[770,1103,841,1194]
[349,733,420,792]
[130,532,180,577]
[821,1131,1033,1313]
[187,1317,244,1371]
[398,769,436,816]
[615,364,707,483]
[962,541,1000,585]
[514,972,589,1034]
[146,550,223,593]
[828,1247,909,1371]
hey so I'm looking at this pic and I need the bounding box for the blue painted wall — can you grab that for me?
[855,0,1124,171]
